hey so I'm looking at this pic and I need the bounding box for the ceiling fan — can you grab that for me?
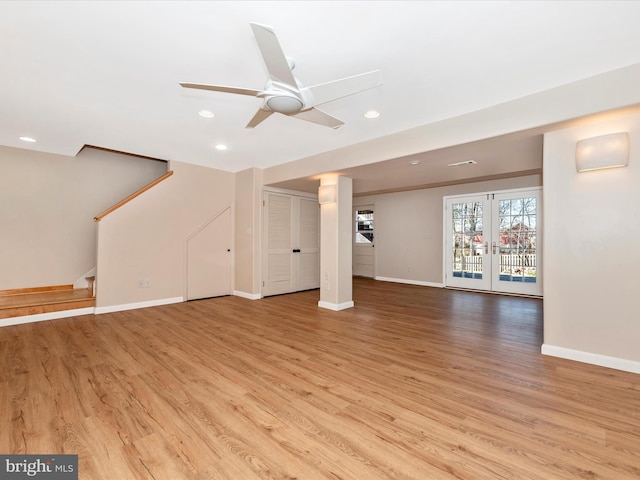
[180,23,382,129]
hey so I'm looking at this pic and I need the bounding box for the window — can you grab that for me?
[355,209,374,243]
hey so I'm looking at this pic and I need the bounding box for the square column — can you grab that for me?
[318,176,353,310]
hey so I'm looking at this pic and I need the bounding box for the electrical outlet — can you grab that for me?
[138,279,151,288]
[137,279,145,288]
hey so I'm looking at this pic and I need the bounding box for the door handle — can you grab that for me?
[292,249,301,253]
[492,242,497,254]
[484,242,488,254]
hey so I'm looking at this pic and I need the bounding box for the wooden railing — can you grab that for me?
[94,170,173,221]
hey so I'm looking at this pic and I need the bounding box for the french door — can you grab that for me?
[444,188,542,296]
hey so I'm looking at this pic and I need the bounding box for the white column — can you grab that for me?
[318,176,353,310]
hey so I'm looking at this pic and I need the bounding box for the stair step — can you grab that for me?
[0,289,95,319]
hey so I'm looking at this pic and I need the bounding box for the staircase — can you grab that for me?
[0,284,95,320]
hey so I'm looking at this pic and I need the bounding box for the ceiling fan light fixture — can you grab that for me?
[266,96,303,114]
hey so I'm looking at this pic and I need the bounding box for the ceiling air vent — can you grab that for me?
[447,160,477,167]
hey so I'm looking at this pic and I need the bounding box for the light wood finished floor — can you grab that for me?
[1,278,638,479]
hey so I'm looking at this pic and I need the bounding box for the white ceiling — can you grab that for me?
[3,1,640,192]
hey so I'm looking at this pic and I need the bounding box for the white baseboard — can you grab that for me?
[375,276,444,288]
[318,300,355,311]
[541,344,640,374]
[94,297,183,315]
[233,291,261,300]
[0,307,95,328]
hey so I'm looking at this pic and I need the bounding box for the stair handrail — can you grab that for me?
[94,170,174,222]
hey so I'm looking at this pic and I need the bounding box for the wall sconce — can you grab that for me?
[318,184,336,204]
[575,132,630,172]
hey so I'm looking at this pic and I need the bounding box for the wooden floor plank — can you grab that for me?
[1,278,639,479]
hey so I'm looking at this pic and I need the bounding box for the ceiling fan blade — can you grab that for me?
[246,108,274,128]
[292,108,344,129]
[250,23,297,88]
[179,82,261,97]
[306,70,382,106]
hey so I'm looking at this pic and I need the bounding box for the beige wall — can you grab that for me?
[543,112,640,365]
[354,175,541,285]
[0,146,166,290]
[234,168,263,297]
[96,160,234,308]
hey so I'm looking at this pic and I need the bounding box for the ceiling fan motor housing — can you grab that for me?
[266,94,304,114]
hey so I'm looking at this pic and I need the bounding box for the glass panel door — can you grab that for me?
[445,195,491,290]
[445,188,542,296]
[492,190,542,295]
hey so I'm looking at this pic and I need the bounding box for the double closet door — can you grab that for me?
[444,188,542,296]
[262,190,320,296]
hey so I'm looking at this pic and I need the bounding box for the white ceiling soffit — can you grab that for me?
[2,1,640,176]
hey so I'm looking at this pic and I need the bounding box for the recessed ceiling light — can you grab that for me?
[198,110,215,118]
[213,144,228,151]
[447,160,477,167]
[409,160,421,165]
[19,136,36,143]
[364,110,380,119]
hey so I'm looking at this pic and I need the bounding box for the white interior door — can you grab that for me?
[297,197,320,291]
[264,192,295,296]
[263,191,319,296]
[445,188,542,296]
[187,207,232,300]
[353,206,375,278]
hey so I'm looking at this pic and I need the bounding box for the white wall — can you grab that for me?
[264,64,640,187]
[0,146,167,290]
[543,112,640,371]
[96,160,234,308]
[354,174,541,285]
[319,176,353,310]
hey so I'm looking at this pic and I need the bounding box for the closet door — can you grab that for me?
[186,208,232,300]
[297,197,320,291]
[263,191,320,296]
[264,192,295,296]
